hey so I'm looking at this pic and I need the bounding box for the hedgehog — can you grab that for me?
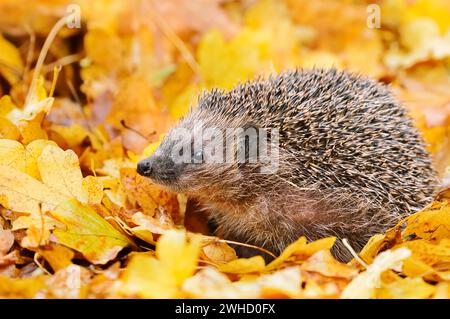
[137,69,438,262]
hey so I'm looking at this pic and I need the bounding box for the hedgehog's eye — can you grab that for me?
[192,150,203,163]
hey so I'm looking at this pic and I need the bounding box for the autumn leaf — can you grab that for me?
[38,244,75,272]
[38,145,99,203]
[0,139,58,179]
[0,164,66,214]
[378,277,436,299]
[0,276,46,298]
[120,167,180,219]
[217,256,266,274]
[119,230,201,298]
[341,248,412,299]
[266,237,336,270]
[127,211,173,244]
[182,267,253,298]
[402,203,450,242]
[0,34,24,85]
[0,139,27,172]
[51,199,131,265]
[200,236,238,264]
[301,250,358,280]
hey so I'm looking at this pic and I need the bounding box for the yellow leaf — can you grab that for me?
[0,35,23,85]
[120,167,181,219]
[266,237,307,270]
[292,237,336,258]
[433,282,450,299]
[0,276,45,298]
[0,118,20,140]
[168,84,200,120]
[255,266,303,298]
[399,240,450,266]
[5,76,53,143]
[37,144,103,205]
[21,225,51,248]
[51,199,130,264]
[266,237,336,270]
[301,250,358,279]
[355,227,402,265]
[120,230,201,298]
[82,176,104,205]
[38,244,75,272]
[38,145,87,201]
[200,237,237,264]
[12,210,61,249]
[0,139,58,179]
[217,255,266,274]
[341,248,411,299]
[83,28,125,73]
[120,253,181,298]
[156,230,202,285]
[0,95,16,116]
[0,139,26,172]
[377,277,436,299]
[183,267,253,298]
[403,205,450,243]
[19,113,49,144]
[51,124,90,149]
[24,139,58,180]
[184,266,303,298]
[355,234,387,264]
[0,164,66,214]
[128,211,173,244]
[402,256,436,278]
[12,214,62,232]
[342,31,384,77]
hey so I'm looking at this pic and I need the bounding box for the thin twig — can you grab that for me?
[42,53,84,74]
[217,238,277,260]
[23,24,36,78]
[33,253,52,275]
[342,238,369,268]
[25,16,67,107]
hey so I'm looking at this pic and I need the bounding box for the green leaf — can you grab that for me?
[51,199,131,264]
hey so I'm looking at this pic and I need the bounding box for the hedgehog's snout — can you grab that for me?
[137,157,153,176]
[137,155,177,182]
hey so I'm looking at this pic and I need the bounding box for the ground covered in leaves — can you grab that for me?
[0,0,449,298]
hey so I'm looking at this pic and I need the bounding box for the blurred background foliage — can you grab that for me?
[0,0,449,173]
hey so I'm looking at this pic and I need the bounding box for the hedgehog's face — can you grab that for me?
[136,111,280,201]
[136,115,240,198]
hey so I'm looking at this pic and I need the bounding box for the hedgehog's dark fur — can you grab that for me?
[137,69,438,262]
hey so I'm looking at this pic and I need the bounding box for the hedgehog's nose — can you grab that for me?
[137,158,153,177]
